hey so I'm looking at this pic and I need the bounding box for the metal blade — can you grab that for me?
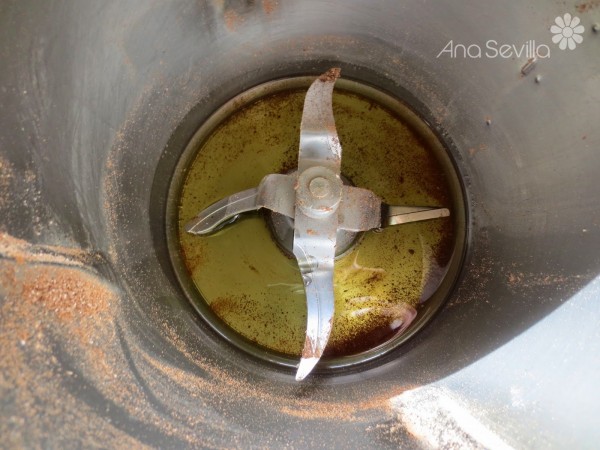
[338,185,382,232]
[386,206,450,227]
[293,68,342,380]
[185,174,295,235]
[184,67,452,382]
[292,219,336,381]
[185,187,260,234]
[298,68,342,174]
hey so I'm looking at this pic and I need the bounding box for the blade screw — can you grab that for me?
[309,177,332,199]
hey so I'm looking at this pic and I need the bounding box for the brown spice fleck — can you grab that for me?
[262,0,278,15]
[319,68,341,82]
[576,0,600,12]
[224,9,244,32]
[301,335,320,358]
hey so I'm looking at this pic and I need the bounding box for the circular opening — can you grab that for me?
[166,76,467,373]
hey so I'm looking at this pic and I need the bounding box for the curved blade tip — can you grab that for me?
[295,357,320,381]
[318,67,341,82]
[184,217,205,234]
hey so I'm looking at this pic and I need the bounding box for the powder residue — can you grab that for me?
[154,323,404,423]
[576,0,600,12]
[262,0,279,15]
[0,234,227,447]
[0,232,400,447]
[0,234,137,447]
[224,9,244,32]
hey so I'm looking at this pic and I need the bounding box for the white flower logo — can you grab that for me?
[551,13,585,50]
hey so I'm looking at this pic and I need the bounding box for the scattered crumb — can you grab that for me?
[262,0,278,15]
[319,67,341,82]
[224,9,244,32]
[576,0,600,13]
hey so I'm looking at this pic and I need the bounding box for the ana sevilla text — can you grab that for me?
[437,40,551,59]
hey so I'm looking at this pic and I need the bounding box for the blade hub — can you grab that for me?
[266,171,362,259]
[308,177,331,199]
[296,166,343,219]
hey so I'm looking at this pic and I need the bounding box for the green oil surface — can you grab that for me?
[178,87,454,357]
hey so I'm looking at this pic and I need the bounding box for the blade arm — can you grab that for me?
[295,266,335,380]
[185,174,295,235]
[336,190,450,232]
[292,68,342,381]
[338,186,382,232]
[293,227,336,381]
[298,68,342,174]
[185,187,260,235]
[384,205,450,227]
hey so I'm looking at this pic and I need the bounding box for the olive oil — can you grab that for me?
[178,87,455,357]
